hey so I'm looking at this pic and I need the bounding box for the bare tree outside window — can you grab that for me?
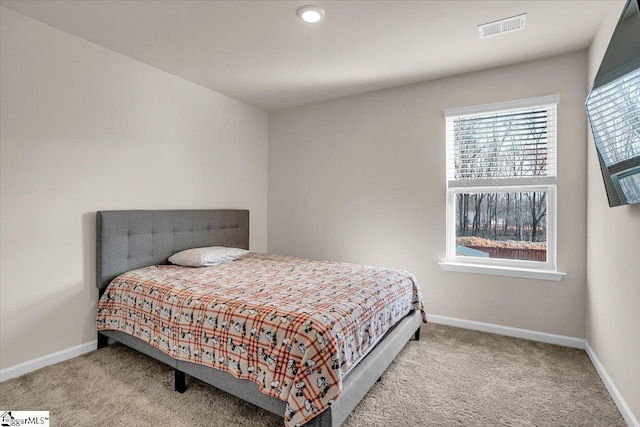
[446,99,557,265]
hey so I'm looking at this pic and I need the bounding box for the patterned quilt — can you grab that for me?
[96,253,425,427]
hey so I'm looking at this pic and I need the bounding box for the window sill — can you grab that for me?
[438,261,566,281]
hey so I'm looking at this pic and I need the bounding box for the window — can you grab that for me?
[440,95,565,281]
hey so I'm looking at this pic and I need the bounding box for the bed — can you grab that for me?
[96,209,424,427]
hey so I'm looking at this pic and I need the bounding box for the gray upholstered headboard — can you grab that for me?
[96,210,249,289]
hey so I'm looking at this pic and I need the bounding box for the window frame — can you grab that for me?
[445,185,557,271]
[441,95,564,280]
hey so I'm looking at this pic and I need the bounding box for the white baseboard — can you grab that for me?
[427,313,586,349]
[0,340,97,383]
[1,322,637,427]
[585,342,639,427]
[427,313,638,426]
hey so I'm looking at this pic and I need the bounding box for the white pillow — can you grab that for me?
[168,246,248,267]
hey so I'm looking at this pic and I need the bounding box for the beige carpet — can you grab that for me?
[0,324,625,426]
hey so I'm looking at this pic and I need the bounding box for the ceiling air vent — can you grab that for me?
[478,13,527,39]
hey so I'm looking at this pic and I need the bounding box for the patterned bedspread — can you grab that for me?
[96,253,425,427]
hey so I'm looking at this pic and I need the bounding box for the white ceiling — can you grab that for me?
[0,0,621,111]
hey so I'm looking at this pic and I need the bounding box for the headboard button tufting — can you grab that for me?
[97,209,249,289]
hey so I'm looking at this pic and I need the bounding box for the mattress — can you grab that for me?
[96,253,425,427]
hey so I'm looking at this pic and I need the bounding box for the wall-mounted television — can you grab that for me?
[586,0,640,207]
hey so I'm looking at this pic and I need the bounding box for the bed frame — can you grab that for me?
[96,209,422,427]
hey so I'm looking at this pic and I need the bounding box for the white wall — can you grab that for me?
[586,2,640,422]
[5,8,637,422]
[269,52,588,338]
[0,8,268,369]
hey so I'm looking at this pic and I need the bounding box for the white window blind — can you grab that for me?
[443,95,560,273]
[586,66,640,168]
[446,96,558,188]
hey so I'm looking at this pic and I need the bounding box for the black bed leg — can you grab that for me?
[175,369,186,393]
[97,332,109,349]
[414,326,421,341]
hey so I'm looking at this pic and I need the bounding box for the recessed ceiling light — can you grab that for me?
[297,5,325,23]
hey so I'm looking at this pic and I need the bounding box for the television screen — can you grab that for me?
[586,0,640,207]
